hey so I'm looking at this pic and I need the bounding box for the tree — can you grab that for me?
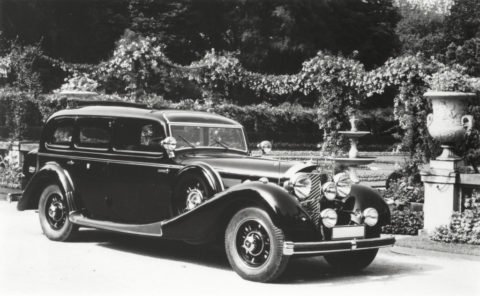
[128,0,401,74]
[395,1,446,58]
[443,0,480,76]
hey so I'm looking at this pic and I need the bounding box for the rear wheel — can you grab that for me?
[324,249,378,272]
[172,172,213,216]
[38,184,77,241]
[225,207,289,282]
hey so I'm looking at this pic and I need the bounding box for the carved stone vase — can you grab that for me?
[425,91,476,160]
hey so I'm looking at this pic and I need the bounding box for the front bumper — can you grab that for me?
[283,236,395,256]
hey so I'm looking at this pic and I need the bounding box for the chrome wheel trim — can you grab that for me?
[185,188,204,211]
[235,219,271,267]
[45,193,67,230]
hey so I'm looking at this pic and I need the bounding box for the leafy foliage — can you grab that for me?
[382,209,424,235]
[129,0,401,73]
[384,178,424,205]
[395,0,447,58]
[431,189,480,245]
[0,153,23,189]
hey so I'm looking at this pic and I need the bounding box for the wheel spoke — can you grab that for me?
[236,220,271,267]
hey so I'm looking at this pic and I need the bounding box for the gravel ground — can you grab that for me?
[1,202,479,296]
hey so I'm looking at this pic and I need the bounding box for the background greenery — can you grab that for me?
[0,0,479,159]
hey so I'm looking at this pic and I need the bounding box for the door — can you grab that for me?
[107,118,172,223]
[72,117,113,221]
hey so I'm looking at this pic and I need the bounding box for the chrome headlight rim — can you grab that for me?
[333,172,353,198]
[290,173,312,200]
[322,181,337,200]
[363,207,379,226]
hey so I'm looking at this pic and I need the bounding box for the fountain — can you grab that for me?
[332,114,376,183]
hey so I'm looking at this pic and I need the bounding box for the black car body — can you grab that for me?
[18,102,394,282]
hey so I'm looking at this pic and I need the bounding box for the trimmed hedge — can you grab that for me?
[0,90,397,151]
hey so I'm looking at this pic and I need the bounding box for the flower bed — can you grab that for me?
[0,154,23,189]
[431,190,480,245]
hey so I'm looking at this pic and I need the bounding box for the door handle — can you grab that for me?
[67,160,75,165]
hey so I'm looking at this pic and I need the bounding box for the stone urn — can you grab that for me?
[425,91,476,160]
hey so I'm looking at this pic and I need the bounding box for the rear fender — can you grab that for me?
[161,181,317,243]
[17,162,77,212]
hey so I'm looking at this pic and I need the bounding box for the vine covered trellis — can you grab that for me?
[2,32,480,160]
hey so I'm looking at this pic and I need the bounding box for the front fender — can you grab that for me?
[17,162,77,212]
[350,184,391,226]
[161,181,317,243]
[176,161,224,192]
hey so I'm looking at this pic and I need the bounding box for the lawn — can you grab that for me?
[395,234,480,257]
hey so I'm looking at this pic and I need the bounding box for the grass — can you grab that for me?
[395,234,480,257]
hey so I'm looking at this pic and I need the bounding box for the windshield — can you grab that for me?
[170,124,247,152]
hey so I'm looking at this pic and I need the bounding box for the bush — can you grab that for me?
[384,178,424,206]
[431,189,480,245]
[382,209,424,235]
[0,88,43,140]
[0,153,23,189]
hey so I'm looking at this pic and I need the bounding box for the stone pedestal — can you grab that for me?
[420,159,461,233]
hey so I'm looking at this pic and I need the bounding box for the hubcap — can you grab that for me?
[186,188,204,211]
[236,220,271,267]
[45,194,67,230]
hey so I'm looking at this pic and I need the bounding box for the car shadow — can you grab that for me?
[72,228,231,270]
[72,228,438,284]
[280,252,439,284]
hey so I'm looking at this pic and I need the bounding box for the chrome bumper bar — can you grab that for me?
[283,236,395,256]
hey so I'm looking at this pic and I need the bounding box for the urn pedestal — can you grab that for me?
[421,91,476,233]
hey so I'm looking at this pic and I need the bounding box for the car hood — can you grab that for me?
[177,153,312,181]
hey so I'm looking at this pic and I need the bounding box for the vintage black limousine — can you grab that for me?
[18,101,394,282]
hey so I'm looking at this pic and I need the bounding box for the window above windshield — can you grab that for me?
[170,124,247,152]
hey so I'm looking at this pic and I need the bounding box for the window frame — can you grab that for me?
[45,117,75,150]
[168,122,248,153]
[74,116,113,152]
[112,118,166,157]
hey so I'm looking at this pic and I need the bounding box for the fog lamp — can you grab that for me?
[320,208,337,228]
[363,207,379,226]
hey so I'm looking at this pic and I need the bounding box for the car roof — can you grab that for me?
[49,106,241,126]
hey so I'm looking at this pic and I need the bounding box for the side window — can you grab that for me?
[77,118,111,150]
[47,118,74,148]
[114,119,165,153]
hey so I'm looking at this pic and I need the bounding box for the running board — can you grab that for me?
[69,212,163,237]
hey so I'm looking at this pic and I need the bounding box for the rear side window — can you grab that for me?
[114,119,165,154]
[77,118,111,150]
[47,118,74,148]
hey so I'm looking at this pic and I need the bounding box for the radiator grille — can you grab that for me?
[300,173,322,229]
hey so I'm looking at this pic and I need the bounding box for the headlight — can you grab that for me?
[322,181,337,200]
[363,208,379,226]
[291,173,311,200]
[320,208,337,228]
[333,172,353,197]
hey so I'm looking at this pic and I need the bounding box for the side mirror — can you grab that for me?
[161,136,177,158]
[257,140,272,155]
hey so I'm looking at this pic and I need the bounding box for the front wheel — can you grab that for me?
[324,249,378,272]
[225,207,289,282]
[38,184,78,241]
